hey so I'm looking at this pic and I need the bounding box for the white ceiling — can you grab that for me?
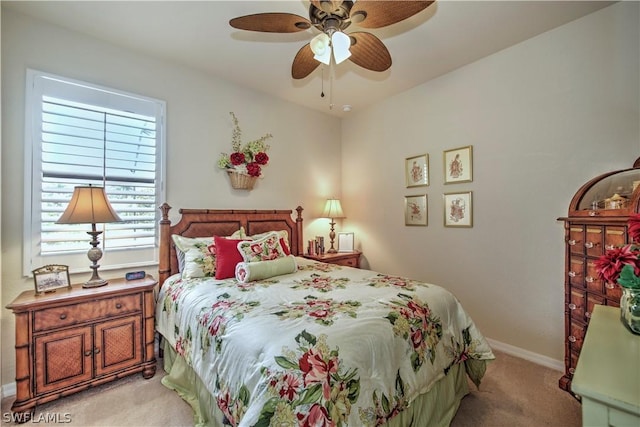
[4,0,614,118]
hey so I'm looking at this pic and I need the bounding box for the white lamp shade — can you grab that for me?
[331,31,352,64]
[57,186,122,224]
[311,33,332,65]
[322,199,345,219]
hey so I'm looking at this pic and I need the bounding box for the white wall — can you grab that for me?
[341,2,639,362]
[1,8,341,388]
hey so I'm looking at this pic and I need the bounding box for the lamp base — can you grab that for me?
[83,278,108,288]
[327,248,338,254]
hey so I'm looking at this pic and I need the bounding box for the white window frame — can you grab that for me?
[23,69,166,276]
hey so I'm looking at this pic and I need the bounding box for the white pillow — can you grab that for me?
[172,235,215,279]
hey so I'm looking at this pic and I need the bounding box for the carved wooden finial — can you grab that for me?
[159,203,172,222]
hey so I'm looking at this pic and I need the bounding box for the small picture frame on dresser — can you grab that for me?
[337,232,354,252]
[32,264,71,295]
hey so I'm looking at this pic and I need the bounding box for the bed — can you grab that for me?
[155,204,494,427]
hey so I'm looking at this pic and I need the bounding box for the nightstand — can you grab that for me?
[6,275,157,417]
[303,251,361,268]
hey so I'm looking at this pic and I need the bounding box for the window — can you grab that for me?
[24,70,166,275]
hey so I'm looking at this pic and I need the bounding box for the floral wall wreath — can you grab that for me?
[217,112,272,178]
[596,213,640,289]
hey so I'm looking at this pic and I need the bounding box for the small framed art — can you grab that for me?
[405,195,428,226]
[444,145,473,184]
[444,191,473,227]
[337,232,355,252]
[405,154,429,188]
[32,264,71,295]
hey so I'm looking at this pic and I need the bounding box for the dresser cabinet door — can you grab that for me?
[35,327,93,395]
[95,315,142,377]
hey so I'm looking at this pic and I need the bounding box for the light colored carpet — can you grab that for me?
[1,350,581,426]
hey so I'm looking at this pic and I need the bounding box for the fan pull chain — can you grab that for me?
[329,63,334,110]
[320,67,325,98]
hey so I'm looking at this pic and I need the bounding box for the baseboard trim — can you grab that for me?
[487,338,564,372]
[1,382,16,400]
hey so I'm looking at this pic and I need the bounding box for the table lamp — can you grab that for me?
[57,185,122,288]
[321,198,345,253]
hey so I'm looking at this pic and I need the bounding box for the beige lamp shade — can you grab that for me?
[57,185,122,224]
[321,198,345,219]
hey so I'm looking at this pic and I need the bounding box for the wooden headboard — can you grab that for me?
[158,203,304,285]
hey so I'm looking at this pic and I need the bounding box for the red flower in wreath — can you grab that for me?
[595,244,640,284]
[230,152,246,166]
[628,213,640,243]
[254,152,269,165]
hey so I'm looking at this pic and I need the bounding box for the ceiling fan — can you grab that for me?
[229,0,435,79]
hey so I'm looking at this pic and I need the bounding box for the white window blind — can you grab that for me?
[24,70,166,275]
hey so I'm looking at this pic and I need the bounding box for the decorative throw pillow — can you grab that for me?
[229,226,247,239]
[235,255,297,283]
[237,232,288,263]
[172,235,216,279]
[248,230,291,255]
[214,235,247,280]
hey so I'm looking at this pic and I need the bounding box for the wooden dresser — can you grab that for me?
[303,251,362,268]
[6,275,157,416]
[558,159,640,394]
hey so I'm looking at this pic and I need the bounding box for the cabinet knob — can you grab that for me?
[59,313,67,320]
[585,276,594,283]
[568,239,577,246]
[585,312,591,318]
[115,303,122,309]
[94,348,101,355]
[588,211,599,217]
[568,335,576,343]
[584,242,597,249]
[605,282,615,289]
[568,271,580,278]
[569,368,575,375]
[568,303,577,310]
[605,244,615,250]
[84,350,92,357]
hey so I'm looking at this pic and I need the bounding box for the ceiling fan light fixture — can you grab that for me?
[331,31,351,64]
[314,46,333,65]
[311,33,332,64]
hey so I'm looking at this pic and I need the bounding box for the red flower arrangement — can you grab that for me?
[595,214,640,290]
[218,112,272,178]
[595,244,640,284]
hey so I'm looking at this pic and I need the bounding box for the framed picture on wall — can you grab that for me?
[444,191,473,227]
[444,145,473,184]
[405,195,428,226]
[405,154,429,188]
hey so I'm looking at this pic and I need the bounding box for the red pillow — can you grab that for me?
[213,236,245,279]
[280,238,291,255]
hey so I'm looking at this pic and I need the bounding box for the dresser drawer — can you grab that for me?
[334,257,358,267]
[34,294,141,332]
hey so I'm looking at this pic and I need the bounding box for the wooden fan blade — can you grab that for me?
[229,13,311,33]
[292,44,321,79]
[351,1,434,29]
[348,32,392,72]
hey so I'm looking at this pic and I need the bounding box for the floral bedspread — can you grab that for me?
[156,257,494,427]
